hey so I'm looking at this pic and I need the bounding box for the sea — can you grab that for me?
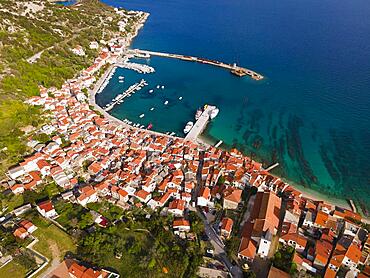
[98,0,370,214]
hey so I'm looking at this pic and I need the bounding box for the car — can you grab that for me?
[206,249,214,255]
[201,233,210,241]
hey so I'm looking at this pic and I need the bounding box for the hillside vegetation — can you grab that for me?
[0,0,126,174]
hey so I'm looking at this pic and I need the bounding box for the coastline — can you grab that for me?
[198,133,354,212]
[91,7,366,219]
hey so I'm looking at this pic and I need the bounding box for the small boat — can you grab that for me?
[165,132,170,135]
[147,123,153,129]
[139,114,145,118]
[179,96,183,100]
[119,80,124,83]
[170,132,176,136]
[150,107,155,111]
[161,85,165,89]
[119,76,124,79]
[149,89,154,93]
[164,100,169,105]
[156,85,160,89]
[140,125,144,129]
[210,107,219,119]
[183,121,194,134]
[195,108,202,120]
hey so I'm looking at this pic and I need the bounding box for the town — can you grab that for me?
[0,5,369,278]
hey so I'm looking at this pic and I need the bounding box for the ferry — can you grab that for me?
[195,108,202,120]
[183,121,194,134]
[210,107,219,119]
[164,100,169,105]
[139,114,145,118]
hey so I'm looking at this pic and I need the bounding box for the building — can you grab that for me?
[36,200,58,218]
[223,187,242,210]
[13,227,29,239]
[220,217,233,239]
[238,191,281,261]
[197,187,210,207]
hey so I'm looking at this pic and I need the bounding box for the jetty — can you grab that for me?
[132,49,263,80]
[265,162,279,172]
[104,79,147,112]
[215,140,223,148]
[185,105,214,142]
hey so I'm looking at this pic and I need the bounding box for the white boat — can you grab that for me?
[164,100,169,105]
[156,85,160,89]
[183,121,194,134]
[210,107,219,119]
[179,96,183,100]
[140,125,144,129]
[170,132,176,136]
[119,76,124,79]
[149,89,154,93]
[119,80,124,83]
[150,107,155,111]
[161,85,165,89]
[139,114,145,118]
[195,109,202,120]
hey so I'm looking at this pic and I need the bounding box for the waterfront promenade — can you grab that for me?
[132,49,264,80]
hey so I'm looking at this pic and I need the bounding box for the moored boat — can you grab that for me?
[210,107,219,119]
[195,108,202,120]
[183,121,194,134]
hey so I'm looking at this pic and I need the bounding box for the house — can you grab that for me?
[197,187,211,207]
[168,199,186,217]
[135,189,152,203]
[223,187,242,209]
[13,227,29,239]
[36,200,58,218]
[267,266,290,278]
[117,189,129,203]
[77,186,98,206]
[10,184,24,194]
[220,217,233,239]
[279,233,307,253]
[173,218,191,234]
[342,244,362,270]
[7,165,25,180]
[19,220,37,233]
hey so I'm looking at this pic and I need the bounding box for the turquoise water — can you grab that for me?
[100,0,370,214]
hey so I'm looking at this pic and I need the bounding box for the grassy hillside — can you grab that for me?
[0,0,130,174]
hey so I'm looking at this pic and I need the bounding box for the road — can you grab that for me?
[197,209,243,278]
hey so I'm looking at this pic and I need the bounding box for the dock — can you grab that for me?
[185,106,214,141]
[265,162,279,172]
[215,140,223,148]
[132,49,263,80]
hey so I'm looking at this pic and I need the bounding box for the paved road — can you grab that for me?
[197,209,243,278]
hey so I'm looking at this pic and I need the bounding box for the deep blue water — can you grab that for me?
[100,0,370,213]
